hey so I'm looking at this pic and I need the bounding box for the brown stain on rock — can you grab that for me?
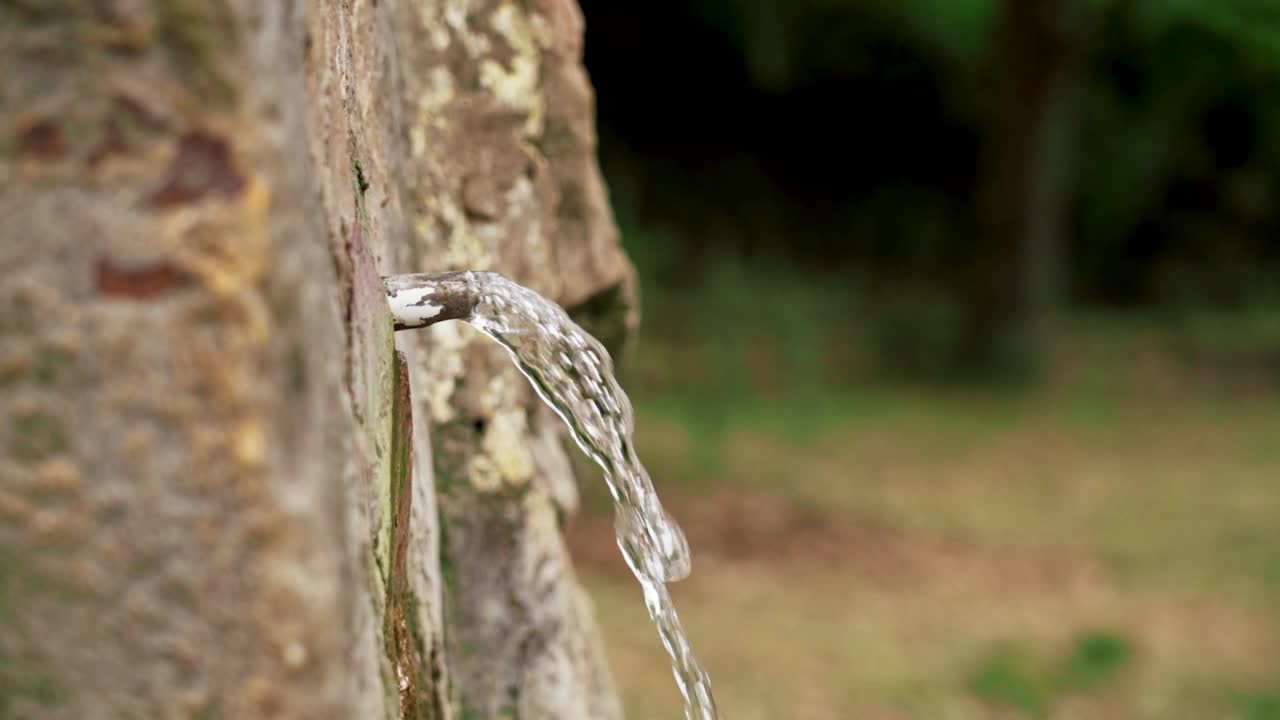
[86,117,130,167]
[95,258,194,299]
[91,0,156,52]
[113,94,170,132]
[16,120,68,159]
[87,95,173,167]
[148,131,246,207]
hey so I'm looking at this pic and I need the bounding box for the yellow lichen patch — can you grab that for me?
[409,67,455,159]
[479,52,538,110]
[0,490,33,520]
[421,321,475,424]
[411,1,452,50]
[482,409,535,486]
[0,348,31,383]
[147,125,271,346]
[480,0,545,138]
[416,67,456,130]
[28,509,71,539]
[528,13,554,51]
[480,373,513,413]
[239,675,277,710]
[523,486,560,543]
[124,426,152,460]
[33,458,80,492]
[443,0,490,56]
[468,454,503,493]
[281,639,308,669]
[409,125,427,159]
[430,24,451,51]
[438,198,493,271]
[176,175,273,345]
[232,418,266,468]
[43,329,81,355]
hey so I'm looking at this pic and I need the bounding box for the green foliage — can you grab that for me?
[968,644,1053,717]
[603,0,1280,366]
[1055,633,1134,692]
[1240,691,1280,720]
[1074,0,1280,306]
[968,632,1133,717]
[891,0,996,60]
[1134,0,1280,63]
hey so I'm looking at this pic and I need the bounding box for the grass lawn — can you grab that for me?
[566,385,1280,719]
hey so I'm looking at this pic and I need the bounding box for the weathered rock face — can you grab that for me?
[388,1,632,717]
[0,1,629,718]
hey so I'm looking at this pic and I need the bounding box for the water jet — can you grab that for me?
[386,271,721,720]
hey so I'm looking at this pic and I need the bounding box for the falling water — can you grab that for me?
[385,271,721,720]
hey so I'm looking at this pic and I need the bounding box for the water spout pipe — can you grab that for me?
[384,271,480,331]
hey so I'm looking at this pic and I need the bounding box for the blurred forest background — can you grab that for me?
[564,0,1280,718]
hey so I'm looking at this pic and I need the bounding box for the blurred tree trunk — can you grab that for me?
[963,0,1080,378]
[0,1,630,719]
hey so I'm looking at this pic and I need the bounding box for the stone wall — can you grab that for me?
[0,1,630,718]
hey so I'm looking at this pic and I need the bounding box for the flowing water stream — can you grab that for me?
[386,271,720,720]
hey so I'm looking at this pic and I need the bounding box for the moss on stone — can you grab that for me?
[155,0,237,106]
[8,410,67,463]
[0,548,65,716]
[30,348,75,387]
[0,294,35,338]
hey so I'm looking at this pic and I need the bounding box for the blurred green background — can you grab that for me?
[566,0,1280,718]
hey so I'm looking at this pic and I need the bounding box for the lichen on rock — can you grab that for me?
[3,0,631,718]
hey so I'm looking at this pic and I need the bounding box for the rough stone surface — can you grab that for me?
[0,1,628,718]
[389,0,632,717]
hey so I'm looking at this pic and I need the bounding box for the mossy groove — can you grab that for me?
[383,350,439,720]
